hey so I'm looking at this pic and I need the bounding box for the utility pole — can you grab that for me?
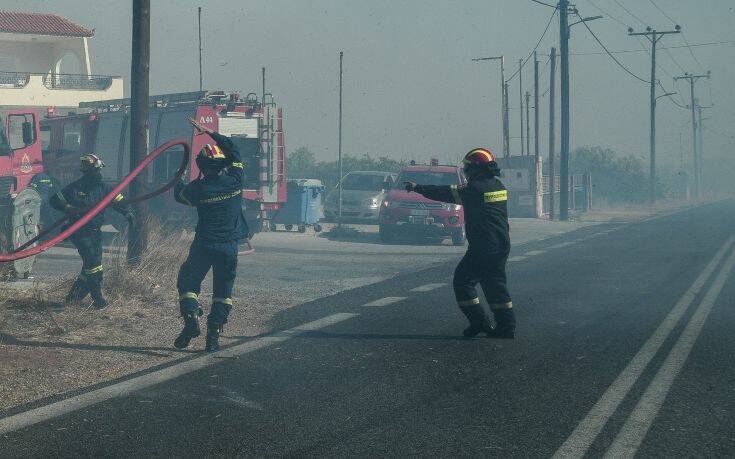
[128,0,150,264]
[533,51,542,218]
[337,51,344,226]
[534,51,540,158]
[559,0,570,221]
[471,55,509,157]
[525,91,531,156]
[628,26,681,205]
[548,47,557,220]
[674,71,711,200]
[198,6,203,92]
[519,59,525,155]
[697,101,713,198]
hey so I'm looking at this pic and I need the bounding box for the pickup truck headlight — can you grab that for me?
[363,198,379,207]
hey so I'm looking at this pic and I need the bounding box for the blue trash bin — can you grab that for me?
[273,179,324,232]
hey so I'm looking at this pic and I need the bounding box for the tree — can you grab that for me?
[288,147,317,179]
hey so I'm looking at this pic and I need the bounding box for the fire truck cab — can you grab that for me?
[41,91,288,232]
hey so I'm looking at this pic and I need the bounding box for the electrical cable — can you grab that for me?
[0,139,191,262]
[648,0,677,24]
[507,7,558,83]
[612,0,648,27]
[657,80,688,110]
[575,11,649,84]
[556,40,735,56]
[585,0,629,28]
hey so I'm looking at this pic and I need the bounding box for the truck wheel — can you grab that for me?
[379,225,395,243]
[285,224,293,231]
[298,225,307,233]
[451,229,466,246]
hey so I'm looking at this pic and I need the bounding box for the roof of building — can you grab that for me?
[0,11,94,37]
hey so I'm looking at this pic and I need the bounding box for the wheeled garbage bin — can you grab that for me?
[272,179,325,233]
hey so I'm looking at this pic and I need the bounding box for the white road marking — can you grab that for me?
[604,244,735,458]
[549,241,576,249]
[524,250,546,256]
[0,312,358,435]
[410,283,447,293]
[553,235,735,459]
[362,297,407,307]
[508,256,527,262]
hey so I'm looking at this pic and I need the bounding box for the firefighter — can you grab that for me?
[29,172,60,239]
[173,118,247,352]
[49,154,134,309]
[405,148,515,338]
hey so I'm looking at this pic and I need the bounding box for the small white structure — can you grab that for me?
[0,10,122,107]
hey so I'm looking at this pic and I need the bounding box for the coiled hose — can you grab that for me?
[1,139,191,262]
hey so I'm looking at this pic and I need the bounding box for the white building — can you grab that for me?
[0,10,122,107]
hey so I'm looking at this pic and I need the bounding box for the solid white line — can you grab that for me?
[604,245,735,458]
[524,250,546,256]
[362,297,406,307]
[508,256,527,262]
[553,235,735,459]
[0,312,358,435]
[548,241,576,249]
[409,283,447,293]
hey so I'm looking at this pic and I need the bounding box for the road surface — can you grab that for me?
[1,201,734,457]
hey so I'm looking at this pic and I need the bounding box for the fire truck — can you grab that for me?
[40,90,288,231]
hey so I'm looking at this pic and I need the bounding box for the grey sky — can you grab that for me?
[6,0,735,166]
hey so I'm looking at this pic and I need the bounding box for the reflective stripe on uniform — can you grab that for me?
[198,189,242,204]
[450,185,462,205]
[457,297,480,307]
[230,162,244,169]
[212,297,233,306]
[83,265,103,275]
[56,191,68,205]
[484,190,508,203]
[179,292,199,301]
[114,194,125,202]
[489,301,513,310]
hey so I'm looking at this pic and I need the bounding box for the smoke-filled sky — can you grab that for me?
[5,0,735,167]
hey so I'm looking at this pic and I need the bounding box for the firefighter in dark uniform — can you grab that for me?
[49,154,134,309]
[173,118,247,352]
[405,148,516,338]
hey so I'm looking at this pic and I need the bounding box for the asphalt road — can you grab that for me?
[2,200,734,457]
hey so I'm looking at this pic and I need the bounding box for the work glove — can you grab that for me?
[404,181,418,193]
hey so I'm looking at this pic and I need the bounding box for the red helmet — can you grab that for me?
[463,148,497,166]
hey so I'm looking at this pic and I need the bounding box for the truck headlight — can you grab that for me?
[363,198,379,207]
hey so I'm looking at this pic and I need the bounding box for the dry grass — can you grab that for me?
[0,220,193,342]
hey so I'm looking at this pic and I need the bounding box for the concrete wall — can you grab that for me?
[0,36,89,75]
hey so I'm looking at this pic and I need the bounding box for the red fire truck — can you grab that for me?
[40,91,288,231]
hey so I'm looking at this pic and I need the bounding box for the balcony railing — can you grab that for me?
[42,73,114,91]
[0,71,30,88]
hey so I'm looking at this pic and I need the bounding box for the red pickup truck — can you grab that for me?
[378,164,466,245]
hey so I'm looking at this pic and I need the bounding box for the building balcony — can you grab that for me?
[0,71,123,108]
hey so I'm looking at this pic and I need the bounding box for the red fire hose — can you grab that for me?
[1,139,190,262]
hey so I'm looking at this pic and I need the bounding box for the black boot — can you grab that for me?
[174,314,201,349]
[490,306,516,339]
[459,304,494,338]
[65,278,89,304]
[90,289,108,310]
[205,323,222,352]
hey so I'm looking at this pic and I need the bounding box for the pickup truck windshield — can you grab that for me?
[397,171,459,187]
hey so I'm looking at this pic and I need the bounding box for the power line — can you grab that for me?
[612,0,648,27]
[681,32,707,72]
[657,80,687,110]
[507,7,558,83]
[585,0,628,27]
[648,0,677,24]
[575,11,649,84]
[539,40,735,56]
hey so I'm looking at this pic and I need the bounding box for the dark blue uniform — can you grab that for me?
[174,132,245,328]
[49,170,131,307]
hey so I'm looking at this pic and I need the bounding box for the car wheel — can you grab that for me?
[285,224,293,231]
[451,229,466,246]
[379,225,395,243]
[298,225,307,233]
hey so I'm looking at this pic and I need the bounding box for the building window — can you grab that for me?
[61,121,83,156]
[40,125,51,155]
[7,113,36,150]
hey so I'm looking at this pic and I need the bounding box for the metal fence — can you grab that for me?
[0,71,30,88]
[43,73,114,91]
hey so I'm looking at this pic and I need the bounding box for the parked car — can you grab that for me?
[324,171,396,222]
[378,163,466,245]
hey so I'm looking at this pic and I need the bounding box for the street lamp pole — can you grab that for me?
[472,55,509,157]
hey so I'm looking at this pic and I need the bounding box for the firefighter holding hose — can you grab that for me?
[50,154,135,309]
[405,148,516,338]
[173,118,247,352]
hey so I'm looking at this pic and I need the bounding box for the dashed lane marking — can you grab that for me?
[410,283,447,293]
[553,235,735,459]
[604,241,735,458]
[0,312,359,435]
[508,256,527,262]
[524,250,546,256]
[362,297,407,307]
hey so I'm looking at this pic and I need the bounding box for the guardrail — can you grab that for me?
[0,72,30,88]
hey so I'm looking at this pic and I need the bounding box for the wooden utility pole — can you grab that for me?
[525,91,531,156]
[674,71,711,200]
[337,51,343,226]
[519,58,524,156]
[198,6,203,92]
[128,0,150,264]
[533,51,542,218]
[548,47,557,220]
[628,26,681,205]
[559,0,570,220]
